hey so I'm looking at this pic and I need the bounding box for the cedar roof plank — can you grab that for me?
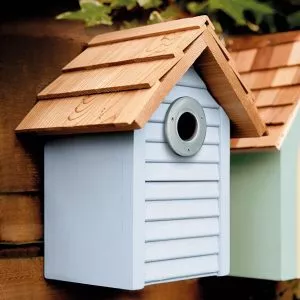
[63,28,203,72]
[88,16,212,46]
[38,56,182,99]
[233,49,257,73]
[197,31,266,137]
[227,30,300,52]
[255,86,300,108]
[234,42,300,73]
[241,66,300,90]
[258,105,295,125]
[272,66,299,87]
[230,125,284,150]
[17,83,160,134]
[251,46,273,71]
[268,42,293,69]
[288,41,300,65]
[16,19,266,138]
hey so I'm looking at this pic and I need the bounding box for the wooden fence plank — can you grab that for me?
[0,30,87,192]
[0,194,42,242]
[0,257,201,300]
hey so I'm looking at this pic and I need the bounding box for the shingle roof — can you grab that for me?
[228,30,300,150]
[16,16,266,138]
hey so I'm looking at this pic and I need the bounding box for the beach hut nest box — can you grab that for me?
[16,16,266,290]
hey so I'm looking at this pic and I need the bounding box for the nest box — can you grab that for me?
[16,17,265,290]
[229,32,300,281]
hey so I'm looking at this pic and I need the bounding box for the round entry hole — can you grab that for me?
[177,112,198,141]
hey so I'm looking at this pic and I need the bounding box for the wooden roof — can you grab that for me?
[16,16,266,138]
[229,30,300,151]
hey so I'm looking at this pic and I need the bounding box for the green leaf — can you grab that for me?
[208,0,274,26]
[288,11,300,28]
[211,19,223,33]
[121,19,141,29]
[56,1,112,27]
[137,0,162,9]
[110,0,137,10]
[160,5,184,20]
[263,14,276,33]
[148,11,164,24]
[147,5,183,24]
[186,1,208,15]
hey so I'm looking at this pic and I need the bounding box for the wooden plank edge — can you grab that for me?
[257,102,296,109]
[230,145,278,153]
[250,82,300,91]
[207,27,253,96]
[37,83,151,100]
[88,16,211,47]
[62,53,176,72]
[16,122,137,135]
[237,61,300,74]
[200,30,267,138]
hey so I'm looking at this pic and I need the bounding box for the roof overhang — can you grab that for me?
[16,16,266,138]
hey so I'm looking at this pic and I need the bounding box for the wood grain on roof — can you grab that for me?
[16,16,266,138]
[228,30,300,151]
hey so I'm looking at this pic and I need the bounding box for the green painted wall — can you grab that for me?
[280,110,300,279]
[230,151,281,279]
[230,109,300,280]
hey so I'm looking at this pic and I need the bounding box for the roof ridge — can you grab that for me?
[88,16,213,47]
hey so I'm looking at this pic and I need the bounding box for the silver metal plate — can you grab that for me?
[164,97,207,157]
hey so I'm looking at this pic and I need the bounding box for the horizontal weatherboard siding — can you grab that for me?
[145,123,220,144]
[150,104,220,126]
[175,68,207,89]
[145,199,219,221]
[145,217,219,241]
[145,143,219,163]
[145,236,219,262]
[145,255,219,283]
[164,86,218,108]
[143,68,225,284]
[145,181,219,200]
[145,163,219,182]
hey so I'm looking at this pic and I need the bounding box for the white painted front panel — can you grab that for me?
[144,67,230,284]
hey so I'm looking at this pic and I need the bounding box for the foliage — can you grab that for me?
[56,0,300,34]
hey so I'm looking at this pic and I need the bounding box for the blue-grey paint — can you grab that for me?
[44,67,230,290]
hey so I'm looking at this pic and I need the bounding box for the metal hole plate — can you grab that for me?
[164,96,207,157]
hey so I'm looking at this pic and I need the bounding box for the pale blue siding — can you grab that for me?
[144,67,230,284]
